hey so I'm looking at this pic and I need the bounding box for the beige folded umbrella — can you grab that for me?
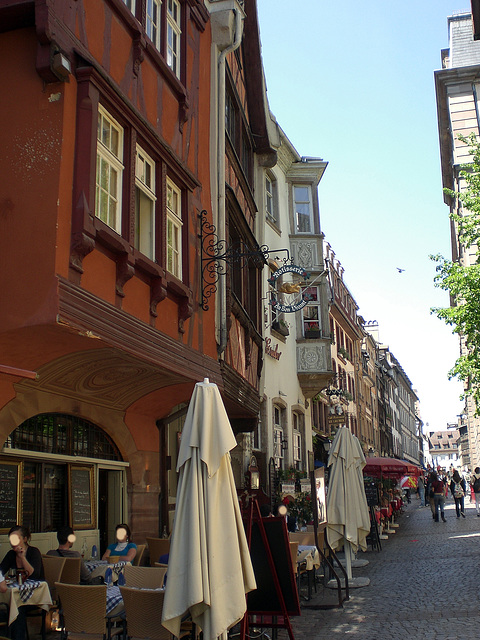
[326,427,371,583]
[162,379,256,640]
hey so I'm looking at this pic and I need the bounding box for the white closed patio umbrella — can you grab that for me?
[162,378,256,640]
[326,427,371,587]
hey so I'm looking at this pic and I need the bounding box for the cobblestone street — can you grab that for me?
[287,495,480,640]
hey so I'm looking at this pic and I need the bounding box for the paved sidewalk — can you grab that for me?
[285,495,480,640]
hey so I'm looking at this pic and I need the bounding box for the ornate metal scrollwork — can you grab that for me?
[198,210,291,311]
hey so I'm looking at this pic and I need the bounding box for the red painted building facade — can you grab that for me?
[0,0,219,551]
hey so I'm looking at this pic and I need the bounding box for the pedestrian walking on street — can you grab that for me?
[431,472,446,522]
[471,467,480,517]
[450,469,466,518]
[417,474,426,507]
[426,472,436,519]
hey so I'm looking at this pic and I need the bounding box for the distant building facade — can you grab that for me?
[435,11,480,470]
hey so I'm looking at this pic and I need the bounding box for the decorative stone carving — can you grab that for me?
[297,344,327,373]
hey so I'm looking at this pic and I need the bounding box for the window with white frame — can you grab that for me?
[146,0,162,51]
[135,146,156,260]
[273,405,284,469]
[265,173,277,224]
[302,286,321,337]
[293,185,313,233]
[166,178,182,278]
[95,107,124,233]
[167,0,181,78]
[293,431,301,467]
[292,412,304,470]
[122,0,135,12]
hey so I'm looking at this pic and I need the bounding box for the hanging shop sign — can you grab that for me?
[268,264,311,313]
[265,338,282,361]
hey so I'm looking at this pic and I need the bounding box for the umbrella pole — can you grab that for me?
[344,541,353,580]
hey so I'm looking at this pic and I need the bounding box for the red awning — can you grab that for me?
[363,457,419,479]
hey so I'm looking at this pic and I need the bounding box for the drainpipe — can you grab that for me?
[215,4,244,356]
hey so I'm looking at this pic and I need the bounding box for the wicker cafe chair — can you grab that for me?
[120,586,185,640]
[132,545,146,567]
[146,539,170,567]
[123,566,167,590]
[55,582,123,640]
[59,558,82,585]
[42,555,66,604]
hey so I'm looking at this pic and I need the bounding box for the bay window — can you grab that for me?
[302,286,321,337]
[293,185,313,233]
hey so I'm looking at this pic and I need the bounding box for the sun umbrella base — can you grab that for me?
[338,558,369,568]
[327,577,370,589]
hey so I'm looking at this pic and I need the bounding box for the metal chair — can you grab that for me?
[146,538,170,567]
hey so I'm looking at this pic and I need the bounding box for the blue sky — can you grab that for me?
[256,1,470,432]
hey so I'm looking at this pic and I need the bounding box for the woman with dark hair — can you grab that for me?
[0,525,44,581]
[0,525,44,640]
[450,469,467,518]
[102,523,137,562]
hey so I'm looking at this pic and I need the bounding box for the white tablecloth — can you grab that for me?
[0,580,52,624]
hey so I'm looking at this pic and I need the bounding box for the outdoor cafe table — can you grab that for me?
[106,585,125,616]
[297,545,320,572]
[0,579,52,625]
[85,560,131,583]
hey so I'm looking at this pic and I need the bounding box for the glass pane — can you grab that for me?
[43,464,67,532]
[303,286,318,302]
[111,126,119,156]
[294,186,309,202]
[304,306,319,320]
[22,462,39,533]
[102,118,110,149]
[100,158,108,189]
[296,202,311,232]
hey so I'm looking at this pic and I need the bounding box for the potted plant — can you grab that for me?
[304,322,320,339]
[272,318,289,336]
[338,346,350,361]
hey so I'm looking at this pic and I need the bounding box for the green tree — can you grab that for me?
[431,133,480,411]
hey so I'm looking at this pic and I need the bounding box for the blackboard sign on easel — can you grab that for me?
[240,501,299,640]
[364,481,379,507]
[247,516,300,616]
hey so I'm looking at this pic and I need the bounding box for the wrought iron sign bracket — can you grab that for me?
[198,210,293,311]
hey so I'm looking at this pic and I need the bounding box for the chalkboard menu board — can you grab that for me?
[0,461,22,532]
[247,516,300,617]
[364,481,379,507]
[69,465,95,529]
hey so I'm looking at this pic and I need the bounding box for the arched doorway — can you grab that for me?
[1,413,127,555]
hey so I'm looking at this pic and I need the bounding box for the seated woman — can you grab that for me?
[0,525,44,640]
[102,524,137,563]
